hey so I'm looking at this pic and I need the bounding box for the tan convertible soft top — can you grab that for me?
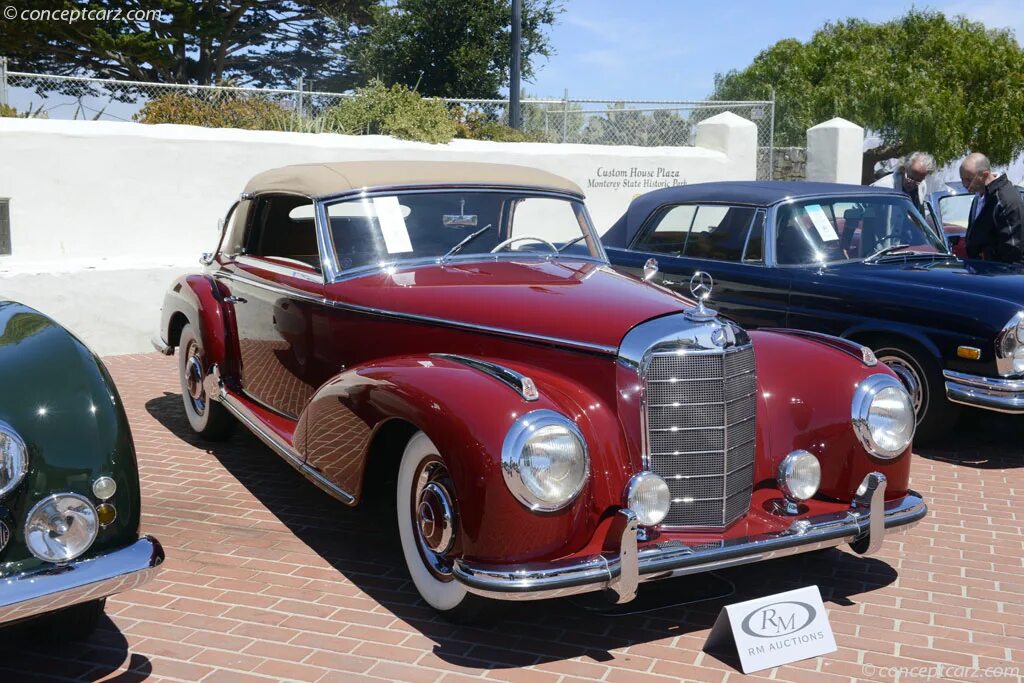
[243,160,584,198]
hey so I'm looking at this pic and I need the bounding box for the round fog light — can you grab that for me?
[92,476,117,501]
[626,472,671,526]
[777,450,821,502]
[24,493,99,563]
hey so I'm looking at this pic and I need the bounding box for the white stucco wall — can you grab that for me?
[806,117,864,184]
[0,116,757,354]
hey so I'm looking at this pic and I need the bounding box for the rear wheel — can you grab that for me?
[873,342,958,443]
[396,431,489,621]
[178,324,234,440]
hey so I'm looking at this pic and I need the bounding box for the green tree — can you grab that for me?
[712,11,1024,182]
[352,0,561,98]
[581,103,692,146]
[0,1,372,87]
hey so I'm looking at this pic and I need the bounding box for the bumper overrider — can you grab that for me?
[0,536,164,625]
[453,473,925,603]
[944,369,1024,414]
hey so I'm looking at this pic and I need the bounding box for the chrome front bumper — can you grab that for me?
[944,370,1024,414]
[453,473,925,603]
[0,536,164,625]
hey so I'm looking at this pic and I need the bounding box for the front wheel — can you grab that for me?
[396,431,489,621]
[874,342,958,443]
[178,324,234,440]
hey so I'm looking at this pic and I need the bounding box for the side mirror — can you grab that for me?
[643,258,659,281]
[200,252,215,266]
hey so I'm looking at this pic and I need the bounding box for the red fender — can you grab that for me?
[295,354,632,564]
[158,275,240,379]
[750,330,912,500]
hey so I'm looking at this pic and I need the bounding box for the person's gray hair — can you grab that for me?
[899,151,937,174]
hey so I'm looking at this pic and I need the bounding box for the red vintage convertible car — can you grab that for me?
[154,161,926,616]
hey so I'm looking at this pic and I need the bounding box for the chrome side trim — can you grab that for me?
[944,369,1024,414]
[430,354,539,401]
[0,536,164,625]
[150,335,174,356]
[453,477,926,602]
[214,269,617,356]
[219,389,357,505]
[215,270,325,305]
[234,255,324,284]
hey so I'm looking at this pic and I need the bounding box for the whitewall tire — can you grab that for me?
[396,431,486,618]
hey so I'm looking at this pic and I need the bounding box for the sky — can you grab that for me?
[525,0,1024,101]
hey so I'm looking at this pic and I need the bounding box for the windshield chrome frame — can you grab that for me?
[765,191,952,269]
[316,186,606,284]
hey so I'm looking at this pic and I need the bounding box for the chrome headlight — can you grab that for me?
[777,450,821,501]
[0,422,29,498]
[995,312,1024,376]
[852,374,915,459]
[25,493,99,563]
[501,410,589,511]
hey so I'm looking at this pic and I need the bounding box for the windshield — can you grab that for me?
[323,190,602,271]
[775,196,948,265]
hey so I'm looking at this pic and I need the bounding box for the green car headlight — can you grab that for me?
[0,421,29,499]
[25,493,99,563]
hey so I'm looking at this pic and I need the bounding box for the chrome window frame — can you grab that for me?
[316,187,607,285]
[765,191,950,269]
[628,201,766,267]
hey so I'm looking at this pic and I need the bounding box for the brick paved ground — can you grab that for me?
[1,352,1021,682]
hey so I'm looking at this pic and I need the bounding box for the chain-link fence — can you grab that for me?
[0,62,777,177]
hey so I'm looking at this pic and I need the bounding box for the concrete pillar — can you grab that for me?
[806,117,863,184]
[695,112,758,180]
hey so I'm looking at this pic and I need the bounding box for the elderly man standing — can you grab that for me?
[961,153,1024,263]
[871,151,937,214]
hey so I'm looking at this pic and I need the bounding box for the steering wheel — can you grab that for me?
[489,235,559,254]
[864,233,903,256]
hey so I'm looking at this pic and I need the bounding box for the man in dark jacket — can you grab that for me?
[961,153,1024,263]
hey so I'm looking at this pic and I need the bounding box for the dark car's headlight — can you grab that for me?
[501,410,589,511]
[25,493,99,563]
[995,312,1024,376]
[852,374,915,459]
[0,422,29,498]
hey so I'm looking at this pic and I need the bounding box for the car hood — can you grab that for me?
[834,257,1024,305]
[335,259,694,352]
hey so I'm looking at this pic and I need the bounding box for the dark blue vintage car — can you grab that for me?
[603,181,1024,440]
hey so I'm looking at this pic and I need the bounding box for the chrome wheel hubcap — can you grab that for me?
[413,459,456,579]
[184,342,206,415]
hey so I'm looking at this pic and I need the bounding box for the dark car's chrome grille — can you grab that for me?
[644,345,756,528]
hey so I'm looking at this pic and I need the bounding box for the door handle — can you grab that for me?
[224,295,247,304]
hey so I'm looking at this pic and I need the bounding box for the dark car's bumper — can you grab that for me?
[944,370,1024,414]
[453,473,925,603]
[0,535,164,625]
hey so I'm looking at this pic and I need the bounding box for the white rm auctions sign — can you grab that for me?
[704,585,837,673]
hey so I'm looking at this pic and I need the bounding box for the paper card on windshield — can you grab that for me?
[373,197,413,254]
[805,204,839,242]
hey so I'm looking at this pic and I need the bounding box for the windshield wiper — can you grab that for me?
[556,234,587,252]
[439,224,492,264]
[863,243,911,263]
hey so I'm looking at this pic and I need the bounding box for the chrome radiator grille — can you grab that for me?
[644,345,757,528]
